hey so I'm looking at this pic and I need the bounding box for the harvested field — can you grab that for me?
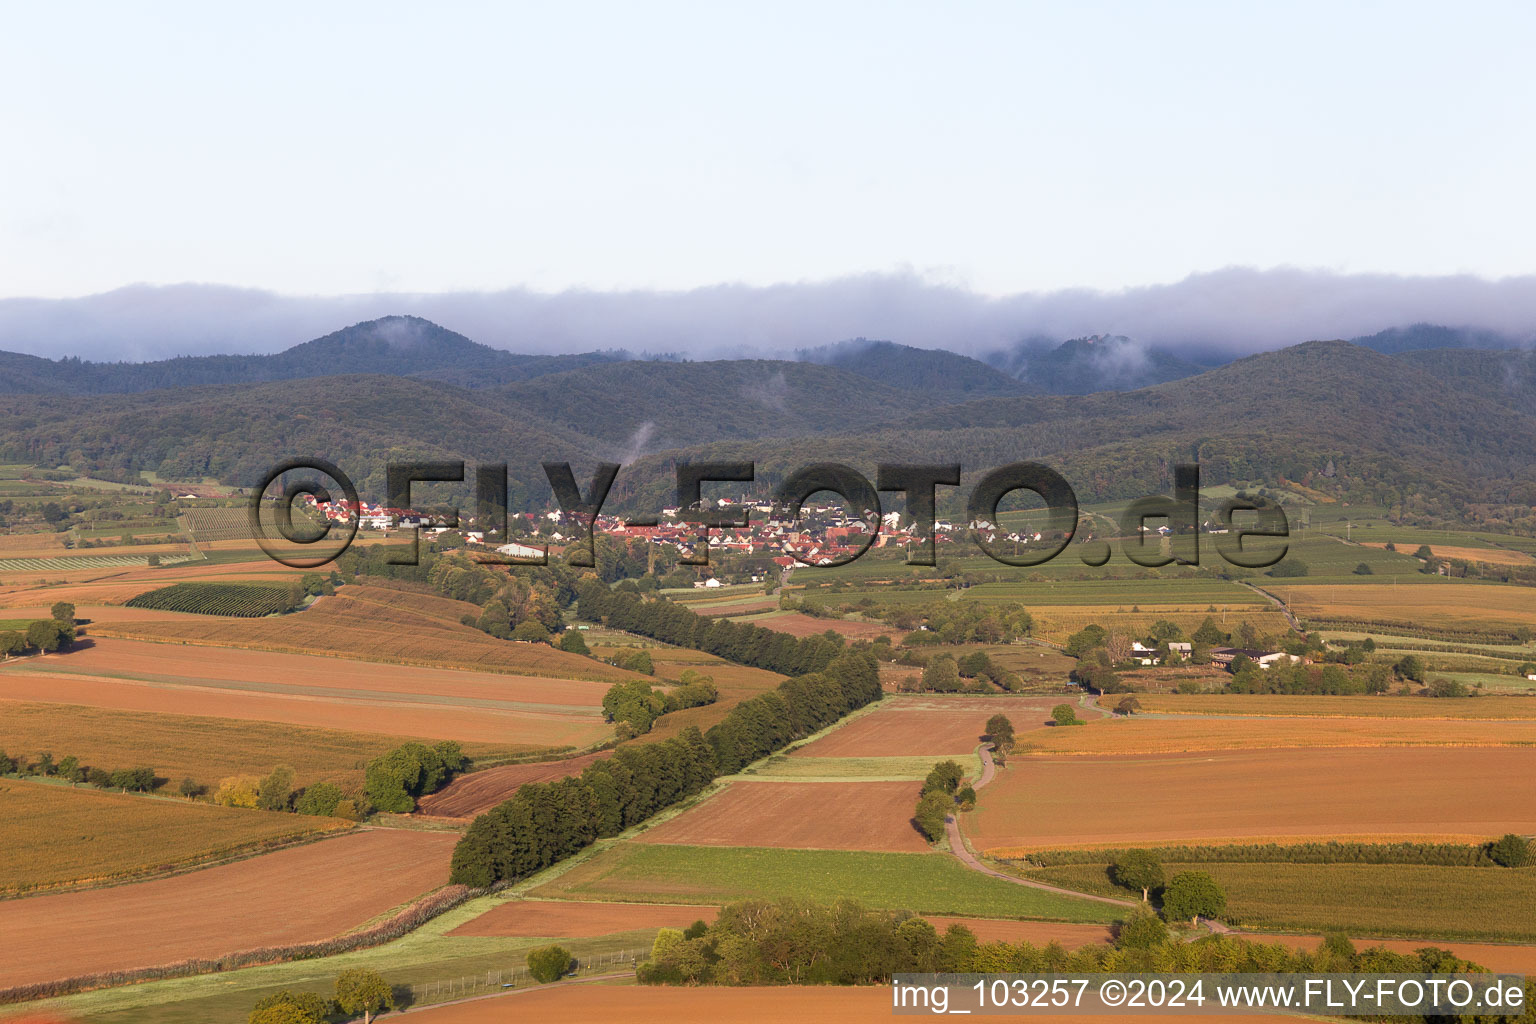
[401,985,1262,1024]
[1246,933,1536,976]
[636,781,929,852]
[0,829,457,989]
[1269,581,1536,630]
[86,587,642,681]
[639,650,784,742]
[1015,715,1536,755]
[792,696,1067,758]
[418,752,613,819]
[0,779,347,895]
[1027,606,1292,645]
[449,899,717,937]
[0,701,515,792]
[969,746,1536,851]
[1128,693,1536,719]
[749,753,984,781]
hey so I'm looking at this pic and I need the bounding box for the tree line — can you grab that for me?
[574,579,849,677]
[449,651,882,887]
[602,671,718,737]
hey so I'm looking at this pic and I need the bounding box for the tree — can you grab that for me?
[511,619,551,643]
[295,781,345,817]
[248,990,330,1024]
[914,789,952,843]
[1394,655,1425,683]
[257,765,296,811]
[922,655,960,693]
[57,755,83,784]
[334,968,395,1023]
[179,777,204,799]
[955,784,977,811]
[922,760,964,795]
[527,944,573,984]
[0,630,24,658]
[1050,704,1082,727]
[51,601,76,622]
[215,774,262,807]
[1114,695,1142,716]
[1352,562,1373,575]
[1161,871,1226,925]
[983,714,1015,754]
[558,630,589,655]
[1111,849,1164,901]
[1268,558,1308,577]
[1192,616,1225,645]
[1489,833,1532,868]
[1414,544,1434,560]
[25,619,62,653]
[1116,908,1169,949]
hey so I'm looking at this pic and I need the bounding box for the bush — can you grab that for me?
[215,775,262,808]
[914,789,952,843]
[295,782,345,818]
[526,944,573,984]
[248,989,331,1024]
[1116,909,1169,949]
[1489,833,1532,868]
[1050,704,1083,727]
[558,630,589,655]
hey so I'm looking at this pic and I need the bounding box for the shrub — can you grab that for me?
[295,782,345,818]
[1116,909,1169,949]
[215,775,262,808]
[1489,833,1532,868]
[526,944,573,984]
[248,989,331,1024]
[557,630,589,655]
[1050,704,1083,727]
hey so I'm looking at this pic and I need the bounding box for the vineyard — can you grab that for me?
[183,507,259,543]
[125,581,306,617]
[0,553,200,572]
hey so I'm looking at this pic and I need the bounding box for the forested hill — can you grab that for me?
[0,316,623,395]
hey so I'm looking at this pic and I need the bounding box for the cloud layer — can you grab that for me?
[2,267,1534,363]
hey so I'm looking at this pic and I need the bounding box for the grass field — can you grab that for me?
[0,778,348,895]
[1023,861,1536,942]
[969,746,1536,850]
[1126,693,1536,719]
[746,752,987,780]
[529,843,1115,921]
[0,700,519,792]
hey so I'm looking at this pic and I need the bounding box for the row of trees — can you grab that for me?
[915,650,1026,693]
[0,615,77,657]
[1025,838,1529,869]
[0,750,157,792]
[213,766,361,820]
[449,651,883,886]
[601,671,718,736]
[885,600,1034,646]
[634,897,1502,992]
[575,579,849,677]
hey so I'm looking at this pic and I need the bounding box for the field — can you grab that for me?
[1014,714,1536,754]
[417,752,613,819]
[968,746,1536,850]
[88,586,640,680]
[0,636,614,747]
[0,701,516,792]
[790,695,1069,758]
[748,753,985,781]
[734,611,903,641]
[0,779,348,894]
[630,647,786,742]
[1269,580,1536,631]
[1359,541,1536,566]
[530,843,1116,921]
[1125,693,1536,719]
[1027,605,1294,645]
[634,781,930,852]
[0,828,457,990]
[1023,861,1536,942]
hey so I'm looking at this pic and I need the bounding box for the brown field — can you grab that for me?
[449,899,1114,947]
[1244,933,1536,976]
[743,612,904,641]
[793,696,1071,758]
[635,781,929,852]
[401,985,1265,1024]
[86,587,642,680]
[449,899,717,937]
[0,829,457,989]
[0,533,72,555]
[1015,714,1536,755]
[1268,581,1536,630]
[0,779,347,895]
[1128,693,1536,719]
[1360,541,1536,567]
[0,701,518,792]
[418,752,613,819]
[639,649,785,742]
[968,746,1536,851]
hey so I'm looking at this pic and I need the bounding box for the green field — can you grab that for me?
[531,843,1117,921]
[1022,862,1536,942]
[744,752,986,781]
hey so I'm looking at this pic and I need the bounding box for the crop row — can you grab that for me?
[125,582,305,617]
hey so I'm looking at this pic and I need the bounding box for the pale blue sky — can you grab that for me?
[3,1,1534,301]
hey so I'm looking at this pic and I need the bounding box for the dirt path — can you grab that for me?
[943,744,1134,909]
[1235,579,1303,633]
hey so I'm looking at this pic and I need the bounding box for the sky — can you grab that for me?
[3,2,1535,358]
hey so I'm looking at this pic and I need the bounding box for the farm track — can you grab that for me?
[944,746,1135,910]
